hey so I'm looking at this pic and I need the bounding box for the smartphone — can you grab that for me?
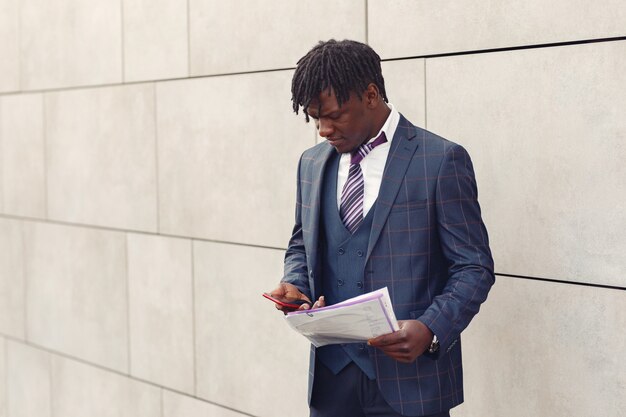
[262,293,309,310]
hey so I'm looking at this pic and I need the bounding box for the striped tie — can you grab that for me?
[340,132,388,233]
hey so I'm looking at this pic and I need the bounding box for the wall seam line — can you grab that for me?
[190,239,198,396]
[153,82,160,233]
[2,213,626,291]
[2,35,626,98]
[0,213,287,250]
[20,219,28,342]
[186,0,191,77]
[496,273,626,291]
[160,387,164,417]
[0,99,3,215]
[423,58,427,130]
[0,66,297,97]
[47,348,53,417]
[124,233,132,376]
[3,338,7,416]
[364,0,368,44]
[17,0,23,91]
[120,0,126,82]
[382,35,626,62]
[41,93,48,219]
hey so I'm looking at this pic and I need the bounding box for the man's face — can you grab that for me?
[305,89,375,154]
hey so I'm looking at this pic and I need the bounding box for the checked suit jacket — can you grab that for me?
[282,115,495,416]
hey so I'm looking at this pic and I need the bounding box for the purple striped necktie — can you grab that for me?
[340,132,388,233]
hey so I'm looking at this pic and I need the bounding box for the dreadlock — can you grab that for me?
[291,39,388,122]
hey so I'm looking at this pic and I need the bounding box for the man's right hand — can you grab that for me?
[267,282,326,313]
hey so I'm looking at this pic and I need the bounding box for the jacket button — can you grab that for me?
[338,279,344,286]
[357,282,363,288]
[338,248,345,255]
[357,250,363,257]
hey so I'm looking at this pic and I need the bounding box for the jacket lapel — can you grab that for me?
[304,143,334,298]
[366,115,419,260]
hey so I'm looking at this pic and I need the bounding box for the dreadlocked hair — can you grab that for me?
[291,39,388,122]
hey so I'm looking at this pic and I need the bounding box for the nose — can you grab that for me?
[317,118,334,138]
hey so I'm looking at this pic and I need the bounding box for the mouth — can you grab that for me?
[327,137,343,145]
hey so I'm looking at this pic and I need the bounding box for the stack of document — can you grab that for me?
[284,287,399,347]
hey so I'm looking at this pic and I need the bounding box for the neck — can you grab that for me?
[369,102,391,139]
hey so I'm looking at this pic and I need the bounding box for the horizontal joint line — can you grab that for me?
[383,36,626,61]
[496,273,625,291]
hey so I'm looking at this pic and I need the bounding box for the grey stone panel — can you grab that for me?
[24,222,129,372]
[193,241,310,417]
[189,0,366,76]
[45,84,158,232]
[369,0,626,59]
[0,218,25,339]
[123,0,189,82]
[426,41,626,287]
[127,233,194,394]
[51,354,161,417]
[20,0,122,90]
[0,94,46,218]
[457,277,625,417]
[163,390,249,417]
[156,71,314,247]
[6,341,52,417]
[0,0,19,92]
[381,59,426,127]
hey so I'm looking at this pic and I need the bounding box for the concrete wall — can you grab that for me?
[1,1,624,416]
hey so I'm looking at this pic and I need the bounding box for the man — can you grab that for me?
[269,39,494,417]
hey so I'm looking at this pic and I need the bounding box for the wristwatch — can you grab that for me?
[428,334,439,354]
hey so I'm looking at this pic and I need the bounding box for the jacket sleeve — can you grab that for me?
[281,156,313,300]
[417,144,495,355]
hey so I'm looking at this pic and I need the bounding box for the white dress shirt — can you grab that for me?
[336,104,400,216]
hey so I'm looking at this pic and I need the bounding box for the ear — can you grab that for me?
[364,83,381,108]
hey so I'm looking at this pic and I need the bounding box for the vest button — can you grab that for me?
[357,250,363,257]
[338,248,345,255]
[357,281,363,288]
[337,279,344,286]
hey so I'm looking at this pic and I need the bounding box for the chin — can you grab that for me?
[334,145,352,154]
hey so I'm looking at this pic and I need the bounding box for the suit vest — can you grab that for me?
[316,152,376,379]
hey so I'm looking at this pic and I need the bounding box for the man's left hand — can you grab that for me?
[367,320,433,363]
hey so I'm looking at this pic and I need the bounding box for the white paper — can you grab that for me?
[283,287,399,347]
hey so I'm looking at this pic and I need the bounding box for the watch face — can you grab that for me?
[429,339,440,353]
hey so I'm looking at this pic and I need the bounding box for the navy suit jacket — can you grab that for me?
[282,115,495,416]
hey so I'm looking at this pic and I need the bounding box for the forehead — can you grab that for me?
[306,89,339,117]
[306,89,358,117]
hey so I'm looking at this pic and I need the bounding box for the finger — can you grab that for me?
[375,343,412,354]
[299,294,312,304]
[378,349,415,363]
[298,303,311,311]
[269,286,286,297]
[312,296,325,309]
[368,332,403,347]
